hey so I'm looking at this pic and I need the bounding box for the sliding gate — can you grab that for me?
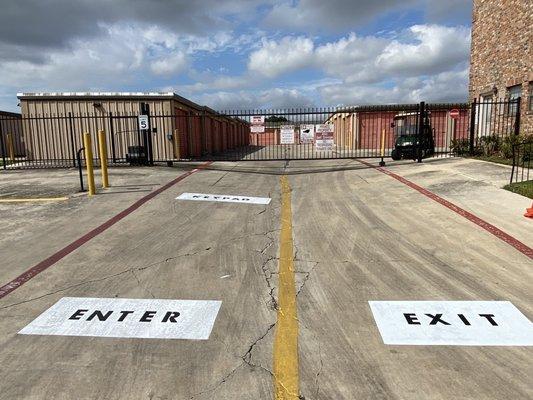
[204,103,471,161]
[1,99,521,169]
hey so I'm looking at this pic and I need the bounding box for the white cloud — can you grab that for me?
[375,25,471,76]
[196,87,315,110]
[314,34,388,83]
[263,0,419,32]
[246,24,469,83]
[0,23,250,95]
[319,68,469,105]
[151,52,188,75]
[180,76,252,93]
[248,36,314,78]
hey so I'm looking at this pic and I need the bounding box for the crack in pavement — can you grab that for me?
[189,322,276,399]
[296,261,320,297]
[0,248,213,311]
[314,341,324,399]
[131,269,156,299]
[242,322,276,376]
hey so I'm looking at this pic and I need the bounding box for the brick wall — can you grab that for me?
[469,0,533,135]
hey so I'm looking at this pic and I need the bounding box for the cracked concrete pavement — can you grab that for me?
[0,158,532,399]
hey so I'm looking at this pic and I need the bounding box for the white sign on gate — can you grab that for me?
[369,301,533,346]
[300,124,315,143]
[315,124,334,151]
[176,192,271,205]
[280,125,295,144]
[138,115,149,130]
[19,297,222,340]
[250,115,265,133]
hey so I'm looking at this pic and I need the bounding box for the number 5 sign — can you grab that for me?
[138,115,149,130]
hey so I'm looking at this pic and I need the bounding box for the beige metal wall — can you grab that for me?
[19,97,176,162]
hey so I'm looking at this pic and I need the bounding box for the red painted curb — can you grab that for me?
[0,163,212,299]
[357,160,533,260]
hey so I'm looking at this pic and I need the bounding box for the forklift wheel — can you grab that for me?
[391,150,401,161]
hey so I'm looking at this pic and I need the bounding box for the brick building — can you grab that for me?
[469,0,532,135]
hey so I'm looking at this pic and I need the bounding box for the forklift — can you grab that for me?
[390,110,435,161]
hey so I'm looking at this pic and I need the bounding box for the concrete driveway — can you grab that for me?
[0,158,531,399]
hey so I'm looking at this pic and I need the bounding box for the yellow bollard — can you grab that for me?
[83,132,96,196]
[7,133,15,162]
[97,130,109,188]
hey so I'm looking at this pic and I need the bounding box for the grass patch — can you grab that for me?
[472,155,514,166]
[504,180,533,199]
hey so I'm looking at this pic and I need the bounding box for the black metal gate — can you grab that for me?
[0,99,522,169]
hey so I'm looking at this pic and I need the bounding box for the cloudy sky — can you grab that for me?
[0,0,472,112]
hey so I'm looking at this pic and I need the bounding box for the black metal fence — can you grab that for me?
[0,98,522,169]
[510,140,531,184]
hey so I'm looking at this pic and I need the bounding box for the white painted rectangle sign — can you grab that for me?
[315,124,334,151]
[251,115,265,125]
[300,124,315,143]
[138,115,149,130]
[250,125,265,133]
[369,301,533,346]
[250,115,265,133]
[176,192,271,205]
[19,297,222,340]
[280,125,295,144]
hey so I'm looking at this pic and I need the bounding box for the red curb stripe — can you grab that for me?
[357,160,533,260]
[0,162,212,299]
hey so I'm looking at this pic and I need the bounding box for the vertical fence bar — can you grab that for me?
[469,98,477,155]
[109,112,116,163]
[416,101,425,163]
[0,119,6,169]
[68,112,76,166]
[514,97,521,136]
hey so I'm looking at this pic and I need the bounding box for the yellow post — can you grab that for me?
[97,130,109,188]
[7,133,15,162]
[83,132,96,196]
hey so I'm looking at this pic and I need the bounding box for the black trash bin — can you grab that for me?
[126,146,148,165]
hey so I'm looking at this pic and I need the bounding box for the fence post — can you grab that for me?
[68,112,76,167]
[187,110,193,158]
[140,102,153,165]
[0,120,6,169]
[201,107,207,155]
[7,133,15,162]
[77,147,86,192]
[416,101,425,163]
[83,132,96,196]
[510,143,516,185]
[469,98,477,155]
[514,96,521,136]
[109,112,117,163]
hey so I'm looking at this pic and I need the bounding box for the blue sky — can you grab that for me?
[0,0,473,112]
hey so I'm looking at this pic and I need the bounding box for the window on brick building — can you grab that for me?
[527,82,533,111]
[506,84,522,115]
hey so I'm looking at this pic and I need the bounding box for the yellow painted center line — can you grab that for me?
[273,175,299,399]
[0,197,69,203]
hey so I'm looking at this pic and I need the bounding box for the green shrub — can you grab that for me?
[450,138,471,156]
[478,135,501,156]
[501,134,533,159]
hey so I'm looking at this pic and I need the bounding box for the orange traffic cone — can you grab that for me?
[525,203,533,218]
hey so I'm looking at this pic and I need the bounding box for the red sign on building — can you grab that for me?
[450,109,460,119]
